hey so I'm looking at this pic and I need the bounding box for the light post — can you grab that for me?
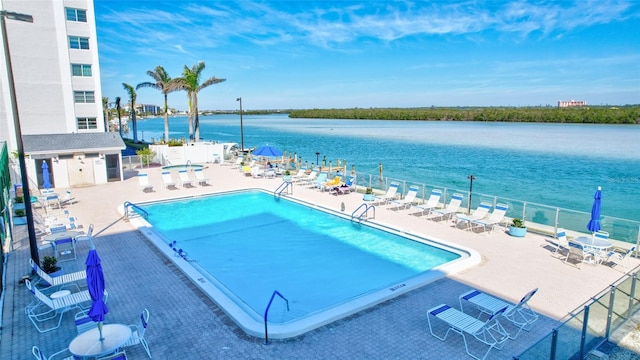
[467,175,476,214]
[236,97,244,153]
[315,152,320,165]
[1,10,38,264]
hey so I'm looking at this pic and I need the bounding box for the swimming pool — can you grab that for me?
[126,190,478,339]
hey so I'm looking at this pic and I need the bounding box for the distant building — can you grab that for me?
[558,100,587,108]
[138,104,162,114]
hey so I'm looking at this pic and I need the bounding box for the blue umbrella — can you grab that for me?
[587,186,602,241]
[86,248,108,340]
[252,145,283,157]
[42,162,51,189]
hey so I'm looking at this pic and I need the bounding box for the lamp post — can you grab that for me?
[467,175,476,214]
[1,10,38,264]
[236,97,244,153]
[315,152,320,165]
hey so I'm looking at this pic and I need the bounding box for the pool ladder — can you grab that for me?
[124,201,149,220]
[264,290,289,345]
[274,181,293,198]
[351,203,375,223]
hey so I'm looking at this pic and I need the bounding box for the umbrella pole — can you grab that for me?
[98,321,104,340]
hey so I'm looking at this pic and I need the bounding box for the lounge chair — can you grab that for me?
[59,190,75,206]
[194,168,210,185]
[251,166,265,178]
[312,172,328,189]
[427,193,463,222]
[427,304,509,360]
[455,202,492,230]
[29,258,86,289]
[459,288,539,340]
[412,189,443,216]
[178,169,194,187]
[161,171,177,189]
[322,176,342,192]
[604,246,636,272]
[32,345,74,360]
[471,204,509,234]
[137,174,153,192]
[25,279,94,333]
[121,308,152,358]
[565,240,596,269]
[333,176,356,195]
[241,165,252,176]
[297,170,318,185]
[551,228,570,255]
[388,185,420,210]
[374,182,400,205]
[290,169,306,181]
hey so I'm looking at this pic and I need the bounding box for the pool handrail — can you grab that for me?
[351,203,375,223]
[124,201,149,219]
[274,181,293,198]
[264,290,289,345]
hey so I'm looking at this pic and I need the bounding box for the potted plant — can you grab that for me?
[13,208,27,225]
[363,187,375,201]
[509,218,527,237]
[42,256,62,276]
[283,170,291,182]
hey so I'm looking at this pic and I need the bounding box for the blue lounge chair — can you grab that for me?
[459,288,539,340]
[427,304,508,360]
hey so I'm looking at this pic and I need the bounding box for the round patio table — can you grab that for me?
[69,323,131,358]
[575,236,612,250]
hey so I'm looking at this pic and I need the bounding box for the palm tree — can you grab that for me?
[102,97,109,132]
[178,62,226,142]
[122,83,138,142]
[115,97,123,137]
[136,66,180,143]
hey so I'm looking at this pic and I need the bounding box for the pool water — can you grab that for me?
[135,190,473,338]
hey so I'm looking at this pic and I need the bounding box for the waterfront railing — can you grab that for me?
[513,267,640,359]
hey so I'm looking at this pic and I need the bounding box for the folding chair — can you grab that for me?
[121,308,152,358]
[53,237,76,262]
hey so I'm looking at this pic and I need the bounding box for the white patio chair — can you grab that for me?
[74,223,94,244]
[455,202,492,230]
[374,182,400,205]
[29,258,86,289]
[605,246,636,272]
[427,193,463,222]
[137,174,153,192]
[32,345,74,360]
[551,228,570,255]
[471,203,509,234]
[178,169,194,187]
[412,189,443,216]
[194,168,210,185]
[564,241,596,269]
[161,171,177,190]
[25,279,93,333]
[121,308,152,358]
[388,185,420,210]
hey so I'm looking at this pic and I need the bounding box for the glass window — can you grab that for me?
[69,36,90,50]
[74,91,95,103]
[66,8,87,22]
[77,118,97,130]
[71,64,92,77]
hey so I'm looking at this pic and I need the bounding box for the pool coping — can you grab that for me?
[119,188,481,339]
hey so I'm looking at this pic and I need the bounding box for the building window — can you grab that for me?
[74,91,95,103]
[69,36,90,50]
[77,117,97,130]
[71,64,92,77]
[66,8,87,22]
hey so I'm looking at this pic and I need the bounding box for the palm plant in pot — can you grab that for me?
[42,256,62,276]
[283,170,291,182]
[509,218,527,237]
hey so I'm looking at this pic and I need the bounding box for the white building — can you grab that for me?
[1,0,124,187]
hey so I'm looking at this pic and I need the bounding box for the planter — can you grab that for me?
[363,194,375,201]
[283,176,291,182]
[13,216,27,225]
[509,226,527,237]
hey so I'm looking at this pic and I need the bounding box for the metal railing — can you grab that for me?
[514,267,640,359]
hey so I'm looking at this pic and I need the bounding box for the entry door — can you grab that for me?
[67,157,95,186]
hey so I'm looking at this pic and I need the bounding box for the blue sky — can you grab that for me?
[94,0,640,111]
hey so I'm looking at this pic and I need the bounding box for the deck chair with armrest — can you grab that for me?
[412,189,443,216]
[551,228,570,255]
[388,185,420,210]
[427,304,509,360]
[459,288,539,340]
[374,182,400,205]
[313,172,328,190]
[296,170,318,185]
[178,169,194,187]
[194,168,210,185]
[605,246,636,272]
[25,279,95,333]
[121,308,152,358]
[471,204,509,234]
[29,258,86,289]
[96,351,128,360]
[455,202,492,230]
[322,176,342,192]
[427,193,463,222]
[53,237,76,262]
[564,241,596,269]
[137,174,153,192]
[161,171,177,190]
[32,345,74,360]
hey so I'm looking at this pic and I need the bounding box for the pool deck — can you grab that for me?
[2,163,637,359]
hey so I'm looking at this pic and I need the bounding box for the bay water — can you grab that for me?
[132,114,640,222]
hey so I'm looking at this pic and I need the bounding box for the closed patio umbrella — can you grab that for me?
[86,247,108,340]
[587,186,602,243]
[42,161,51,189]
